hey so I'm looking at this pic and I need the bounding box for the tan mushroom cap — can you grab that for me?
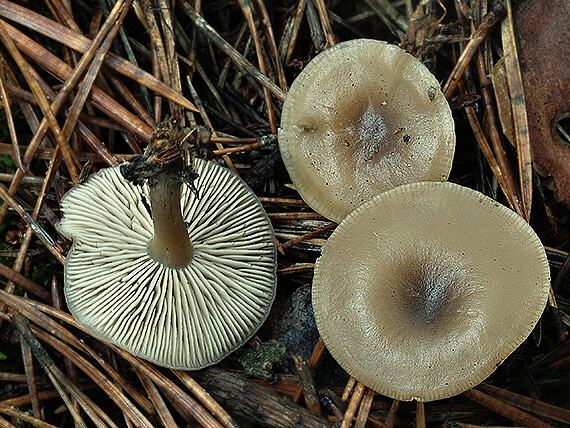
[312,182,550,401]
[58,158,277,370]
[279,39,455,222]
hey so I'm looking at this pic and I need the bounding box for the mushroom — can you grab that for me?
[312,181,550,401]
[279,39,455,222]
[58,155,277,370]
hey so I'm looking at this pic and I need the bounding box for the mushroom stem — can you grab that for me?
[147,170,193,268]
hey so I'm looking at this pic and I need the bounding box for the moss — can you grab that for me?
[234,340,286,382]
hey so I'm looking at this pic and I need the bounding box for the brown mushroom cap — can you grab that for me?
[312,182,550,401]
[279,39,455,222]
[58,158,277,370]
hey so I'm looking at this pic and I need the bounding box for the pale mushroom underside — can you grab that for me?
[58,159,277,370]
[313,182,551,401]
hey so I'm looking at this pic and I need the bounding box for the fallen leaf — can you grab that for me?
[515,0,570,203]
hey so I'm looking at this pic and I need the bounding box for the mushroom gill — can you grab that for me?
[58,158,277,370]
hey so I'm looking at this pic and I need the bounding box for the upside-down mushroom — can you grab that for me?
[58,124,277,370]
[279,39,455,222]
[312,181,550,401]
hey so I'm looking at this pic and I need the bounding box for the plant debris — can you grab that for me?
[0,0,569,426]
